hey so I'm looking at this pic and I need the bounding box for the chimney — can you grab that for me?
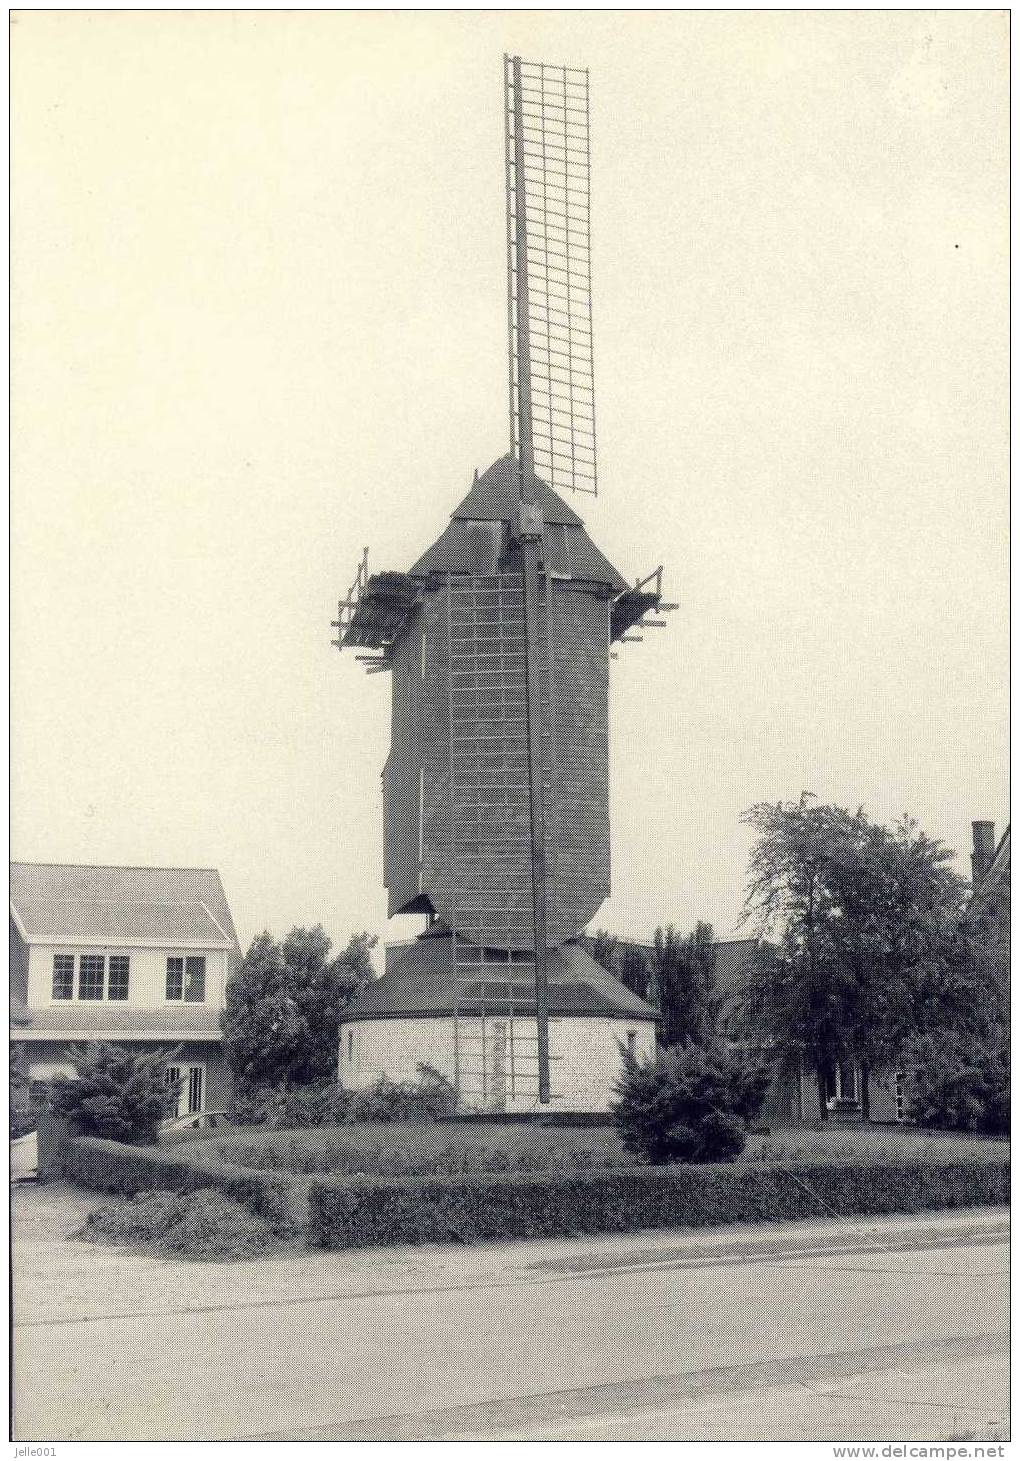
[971,820,996,886]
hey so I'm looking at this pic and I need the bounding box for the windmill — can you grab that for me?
[333,56,673,1111]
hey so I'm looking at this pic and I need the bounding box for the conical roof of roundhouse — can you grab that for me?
[343,935,659,1023]
[409,455,630,593]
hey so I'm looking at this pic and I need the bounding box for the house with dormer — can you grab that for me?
[9,863,240,1114]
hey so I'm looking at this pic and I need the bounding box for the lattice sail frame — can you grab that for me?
[506,55,597,496]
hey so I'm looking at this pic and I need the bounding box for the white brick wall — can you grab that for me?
[338,1013,657,1114]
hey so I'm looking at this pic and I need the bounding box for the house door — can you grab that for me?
[167,1063,205,1117]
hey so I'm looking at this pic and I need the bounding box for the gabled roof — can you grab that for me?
[343,934,659,1022]
[9,864,240,960]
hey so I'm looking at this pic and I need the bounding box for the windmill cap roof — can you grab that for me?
[407,455,629,593]
[451,456,584,527]
[342,936,659,1022]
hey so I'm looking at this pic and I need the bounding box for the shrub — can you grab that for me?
[611,1042,771,1164]
[50,1042,180,1145]
[228,1066,457,1130]
[230,1079,352,1129]
[60,1135,303,1235]
[309,1154,1009,1250]
[78,1188,277,1259]
[908,1030,1010,1137]
[345,1066,457,1124]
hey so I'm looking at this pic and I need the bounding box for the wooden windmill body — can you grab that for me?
[335,58,670,1112]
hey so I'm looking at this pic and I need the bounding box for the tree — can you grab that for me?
[611,1041,770,1164]
[617,943,652,1002]
[222,925,377,1095]
[583,929,651,1001]
[736,795,968,1120]
[50,1042,180,1144]
[652,921,721,1048]
[585,929,618,976]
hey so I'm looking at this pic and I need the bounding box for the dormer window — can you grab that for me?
[51,954,74,1001]
[78,954,106,1000]
[166,955,206,1003]
[108,955,130,1001]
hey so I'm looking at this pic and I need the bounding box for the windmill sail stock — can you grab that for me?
[505,54,596,497]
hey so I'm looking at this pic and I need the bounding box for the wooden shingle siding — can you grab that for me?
[384,607,427,916]
[546,585,610,943]
[397,575,611,948]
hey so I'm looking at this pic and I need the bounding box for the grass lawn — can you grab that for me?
[207,1120,630,1176]
[741,1125,1008,1166]
[185,1119,1008,1179]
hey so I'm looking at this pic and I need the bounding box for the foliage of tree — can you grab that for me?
[611,1041,770,1164]
[50,1041,181,1145]
[651,921,721,1048]
[617,944,652,1002]
[735,795,969,1120]
[583,929,652,1002]
[906,1027,1009,1136]
[222,926,377,1095]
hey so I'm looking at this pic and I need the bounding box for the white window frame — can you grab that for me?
[51,953,75,1002]
[164,953,207,1004]
[77,953,106,1002]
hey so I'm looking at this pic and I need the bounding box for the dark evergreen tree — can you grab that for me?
[652,920,720,1048]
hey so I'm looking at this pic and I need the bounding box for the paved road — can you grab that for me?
[12,1189,1008,1442]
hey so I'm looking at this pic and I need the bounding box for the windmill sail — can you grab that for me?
[506,55,596,497]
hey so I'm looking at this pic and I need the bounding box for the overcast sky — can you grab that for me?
[11,11,1008,958]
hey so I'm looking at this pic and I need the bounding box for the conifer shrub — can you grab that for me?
[907,1030,1010,1137]
[611,1042,771,1164]
[50,1042,180,1146]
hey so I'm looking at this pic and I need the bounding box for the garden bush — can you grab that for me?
[231,1078,352,1129]
[611,1042,771,1164]
[60,1135,303,1235]
[229,1065,457,1129]
[309,1154,1009,1250]
[907,1030,1010,1137]
[344,1067,458,1123]
[78,1188,277,1259]
[50,1042,179,1145]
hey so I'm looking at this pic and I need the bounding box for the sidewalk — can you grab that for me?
[12,1185,1009,1442]
[13,1180,1008,1327]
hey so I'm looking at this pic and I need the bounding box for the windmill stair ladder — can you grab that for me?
[445,569,561,1110]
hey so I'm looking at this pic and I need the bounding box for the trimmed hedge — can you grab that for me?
[60,1136,303,1236]
[308,1155,1010,1250]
